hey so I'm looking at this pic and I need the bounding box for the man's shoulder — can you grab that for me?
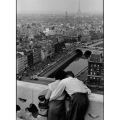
[60,77,72,83]
[61,77,69,81]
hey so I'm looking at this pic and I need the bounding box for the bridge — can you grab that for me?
[88,40,103,48]
[76,40,103,53]
[26,40,103,79]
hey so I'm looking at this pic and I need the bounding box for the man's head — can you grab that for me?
[55,70,66,80]
[65,71,75,78]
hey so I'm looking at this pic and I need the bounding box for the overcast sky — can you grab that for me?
[17,0,103,14]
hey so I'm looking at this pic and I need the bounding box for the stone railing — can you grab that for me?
[17,78,103,120]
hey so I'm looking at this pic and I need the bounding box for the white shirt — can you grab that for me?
[48,80,65,100]
[48,80,60,92]
[50,77,91,100]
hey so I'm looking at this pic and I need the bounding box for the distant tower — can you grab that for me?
[77,0,81,17]
[65,11,69,24]
[65,11,68,21]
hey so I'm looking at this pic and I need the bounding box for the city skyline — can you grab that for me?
[17,0,103,15]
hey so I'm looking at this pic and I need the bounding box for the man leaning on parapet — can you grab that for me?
[45,70,67,120]
[50,71,91,120]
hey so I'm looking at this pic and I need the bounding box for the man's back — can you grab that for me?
[63,77,91,96]
[50,76,91,101]
[48,80,60,92]
[49,80,65,100]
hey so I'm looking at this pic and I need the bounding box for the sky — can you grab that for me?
[17,0,103,14]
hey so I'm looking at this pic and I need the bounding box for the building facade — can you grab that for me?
[87,52,104,93]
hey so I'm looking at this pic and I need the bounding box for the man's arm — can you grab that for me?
[45,89,52,100]
[50,81,65,101]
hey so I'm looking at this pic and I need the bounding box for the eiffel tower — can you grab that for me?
[76,0,81,17]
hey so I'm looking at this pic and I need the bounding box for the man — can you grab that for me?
[45,70,67,120]
[50,71,91,120]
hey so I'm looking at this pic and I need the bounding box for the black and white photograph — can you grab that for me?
[16,0,104,120]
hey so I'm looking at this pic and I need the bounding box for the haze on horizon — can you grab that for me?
[17,0,103,15]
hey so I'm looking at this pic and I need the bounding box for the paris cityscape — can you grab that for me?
[17,13,103,78]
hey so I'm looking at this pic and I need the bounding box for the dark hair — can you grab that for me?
[65,71,75,78]
[54,70,66,80]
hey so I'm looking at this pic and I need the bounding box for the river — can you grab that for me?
[64,57,88,75]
